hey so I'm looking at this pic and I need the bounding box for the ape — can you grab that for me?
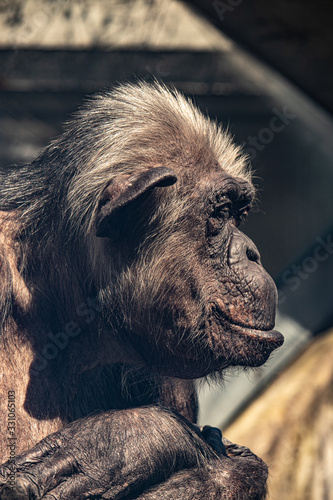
[0,82,283,499]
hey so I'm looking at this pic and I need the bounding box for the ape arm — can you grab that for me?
[0,407,267,500]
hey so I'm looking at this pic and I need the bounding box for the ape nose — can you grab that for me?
[228,229,261,266]
[246,246,261,264]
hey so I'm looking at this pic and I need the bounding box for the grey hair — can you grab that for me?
[66,81,251,236]
[0,81,250,242]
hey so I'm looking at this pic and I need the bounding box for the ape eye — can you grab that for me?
[235,205,251,225]
[212,201,232,219]
[207,201,231,237]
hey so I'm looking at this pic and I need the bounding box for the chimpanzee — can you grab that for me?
[0,82,283,499]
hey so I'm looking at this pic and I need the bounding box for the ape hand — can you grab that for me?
[0,407,221,500]
[0,407,267,500]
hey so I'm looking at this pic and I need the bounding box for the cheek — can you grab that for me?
[115,245,203,326]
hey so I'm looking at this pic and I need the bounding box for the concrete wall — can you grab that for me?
[0,0,229,50]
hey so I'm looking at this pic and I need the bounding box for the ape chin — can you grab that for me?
[0,81,283,499]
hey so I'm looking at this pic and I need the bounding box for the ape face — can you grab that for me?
[96,165,284,379]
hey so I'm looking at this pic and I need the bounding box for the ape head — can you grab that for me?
[65,82,283,379]
[94,166,283,379]
[13,82,284,380]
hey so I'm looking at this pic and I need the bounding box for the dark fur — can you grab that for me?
[0,82,282,499]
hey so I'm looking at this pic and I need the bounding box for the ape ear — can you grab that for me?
[96,167,177,237]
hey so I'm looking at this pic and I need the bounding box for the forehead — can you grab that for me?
[177,168,254,201]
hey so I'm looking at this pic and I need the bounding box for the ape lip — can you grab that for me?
[214,307,284,346]
[243,327,284,345]
[233,323,284,346]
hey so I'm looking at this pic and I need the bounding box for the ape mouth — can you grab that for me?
[227,321,284,347]
[212,304,284,348]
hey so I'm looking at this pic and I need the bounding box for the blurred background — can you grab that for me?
[1,1,332,497]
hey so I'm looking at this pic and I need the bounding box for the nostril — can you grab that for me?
[246,247,260,264]
[228,229,262,267]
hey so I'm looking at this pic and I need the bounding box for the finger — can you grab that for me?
[1,433,62,477]
[0,474,42,500]
[201,425,227,456]
[0,443,50,487]
[0,464,41,498]
[0,434,64,497]
[42,475,103,500]
[0,451,78,500]
[222,437,257,458]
